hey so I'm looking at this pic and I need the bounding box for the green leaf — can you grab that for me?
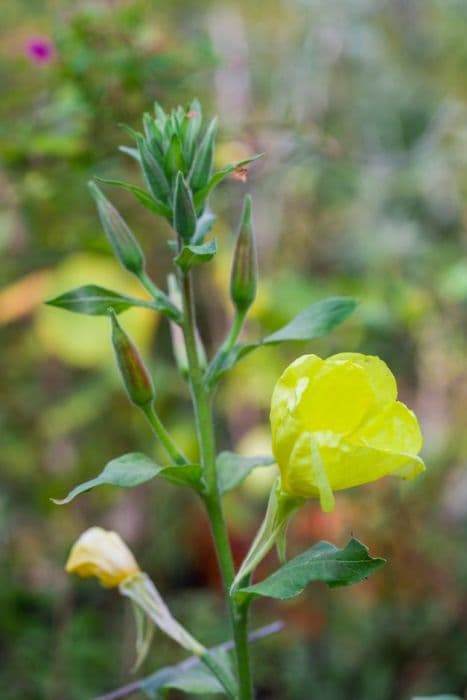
[193,209,216,244]
[238,538,386,601]
[52,454,203,504]
[174,240,217,273]
[205,297,357,387]
[159,463,204,490]
[262,296,357,344]
[194,153,264,211]
[141,651,235,697]
[45,285,154,316]
[95,177,171,220]
[182,99,203,167]
[190,116,218,192]
[217,452,275,494]
[137,135,171,204]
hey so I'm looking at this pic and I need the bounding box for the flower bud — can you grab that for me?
[89,182,145,276]
[65,527,140,588]
[110,310,155,407]
[190,116,218,192]
[230,195,257,312]
[173,172,197,243]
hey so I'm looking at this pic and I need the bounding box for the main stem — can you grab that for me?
[180,270,253,700]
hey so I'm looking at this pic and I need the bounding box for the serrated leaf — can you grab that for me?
[205,297,357,387]
[217,452,275,493]
[45,285,153,316]
[194,153,264,211]
[52,454,203,504]
[174,240,217,273]
[238,538,386,601]
[95,177,171,219]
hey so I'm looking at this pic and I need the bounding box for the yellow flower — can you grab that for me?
[270,353,425,512]
[65,527,141,587]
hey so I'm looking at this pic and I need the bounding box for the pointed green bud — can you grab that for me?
[164,133,186,181]
[173,172,197,243]
[136,135,170,204]
[230,195,257,312]
[189,117,218,192]
[181,99,203,167]
[89,182,145,276]
[110,310,155,408]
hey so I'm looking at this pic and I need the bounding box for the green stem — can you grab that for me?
[206,308,247,386]
[180,270,254,700]
[142,403,187,465]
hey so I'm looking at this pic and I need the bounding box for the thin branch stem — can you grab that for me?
[94,621,284,700]
[142,403,187,465]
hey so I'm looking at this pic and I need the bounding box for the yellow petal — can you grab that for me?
[296,359,374,434]
[270,355,323,468]
[65,527,140,588]
[283,433,425,500]
[352,401,423,454]
[327,353,397,410]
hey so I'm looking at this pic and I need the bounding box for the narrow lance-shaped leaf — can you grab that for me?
[205,297,358,387]
[173,171,197,243]
[238,538,386,601]
[89,182,145,275]
[190,116,218,192]
[216,452,276,494]
[136,134,170,204]
[52,453,163,504]
[110,310,155,408]
[193,153,264,211]
[52,453,204,505]
[45,285,154,316]
[230,194,257,313]
[95,177,171,220]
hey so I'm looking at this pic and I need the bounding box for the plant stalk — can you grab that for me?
[180,270,254,700]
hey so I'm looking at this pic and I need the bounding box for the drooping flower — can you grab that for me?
[25,36,56,65]
[270,353,425,512]
[65,527,140,587]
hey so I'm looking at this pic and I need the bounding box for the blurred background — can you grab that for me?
[1,1,466,698]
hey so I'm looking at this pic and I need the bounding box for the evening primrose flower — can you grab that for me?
[270,353,425,512]
[65,527,140,587]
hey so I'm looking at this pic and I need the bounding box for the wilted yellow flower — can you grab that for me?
[270,353,425,512]
[65,527,140,587]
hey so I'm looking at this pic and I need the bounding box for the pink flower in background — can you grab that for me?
[25,36,56,64]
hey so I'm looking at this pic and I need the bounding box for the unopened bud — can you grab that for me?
[230,195,257,312]
[89,182,145,275]
[173,172,197,243]
[110,310,155,407]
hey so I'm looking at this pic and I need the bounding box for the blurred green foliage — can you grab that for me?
[1,1,466,699]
